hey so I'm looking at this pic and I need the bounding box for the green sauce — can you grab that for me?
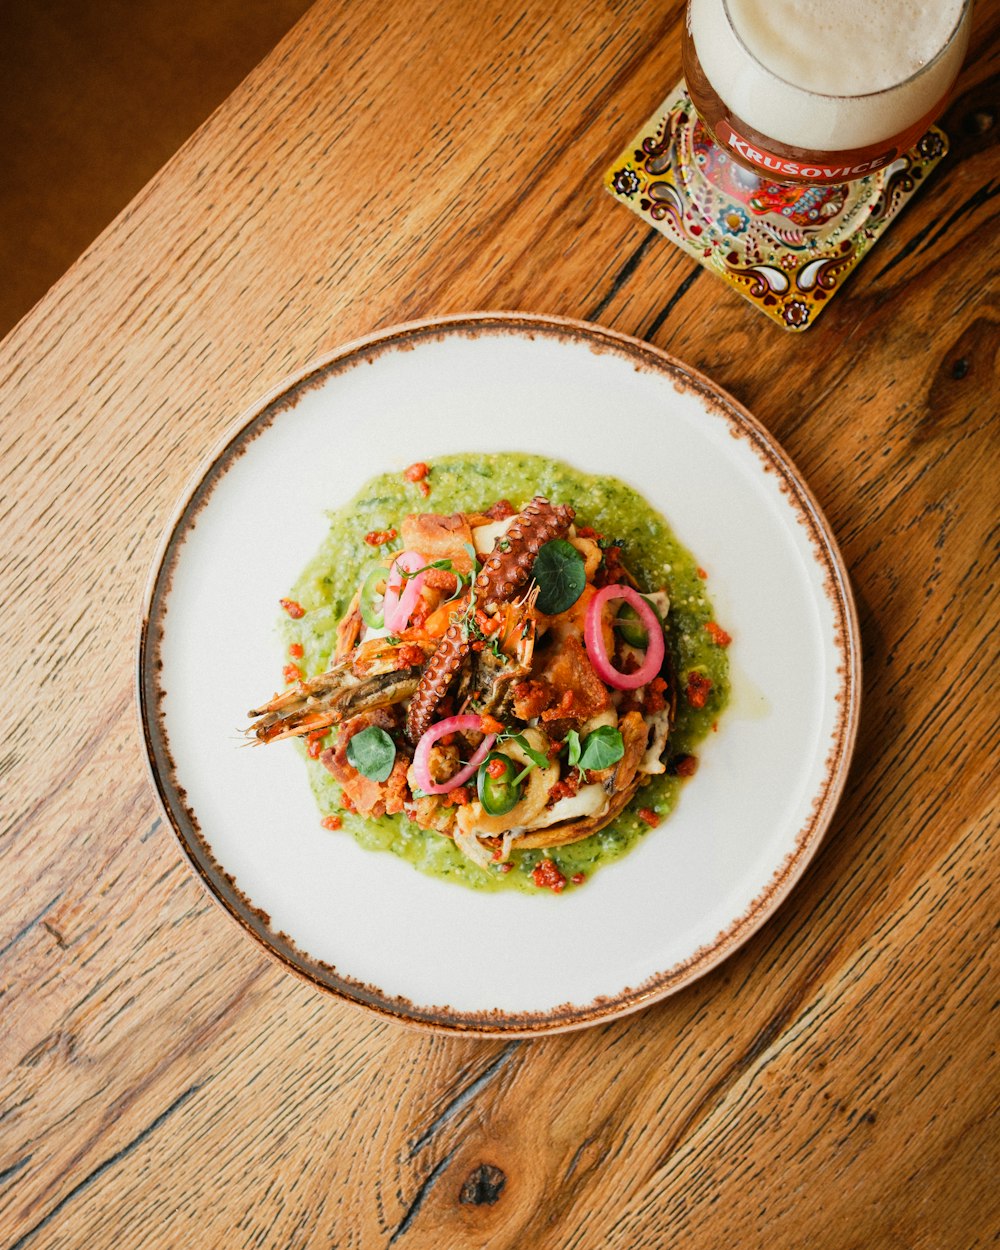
[281,453,729,893]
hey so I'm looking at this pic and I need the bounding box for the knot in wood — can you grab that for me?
[459,1162,506,1206]
[963,107,995,137]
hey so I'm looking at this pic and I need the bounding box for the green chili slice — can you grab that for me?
[476,752,522,816]
[613,596,660,647]
[359,565,387,630]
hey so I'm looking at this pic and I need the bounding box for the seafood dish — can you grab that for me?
[246,454,730,893]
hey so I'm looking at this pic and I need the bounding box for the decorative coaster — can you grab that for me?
[604,81,948,331]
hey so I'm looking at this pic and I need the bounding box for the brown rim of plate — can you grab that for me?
[136,312,862,1038]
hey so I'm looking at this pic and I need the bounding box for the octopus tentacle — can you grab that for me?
[404,621,468,743]
[475,496,575,610]
[405,496,574,742]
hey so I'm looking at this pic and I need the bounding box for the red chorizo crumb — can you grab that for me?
[479,714,504,735]
[571,872,586,885]
[288,642,304,659]
[696,567,708,580]
[705,621,732,647]
[283,663,303,683]
[403,462,429,482]
[673,754,699,778]
[638,807,660,828]
[532,858,567,892]
[442,786,472,807]
[406,598,428,629]
[475,609,501,635]
[396,642,426,669]
[597,545,627,586]
[280,598,305,619]
[321,815,342,831]
[306,732,327,759]
[364,528,398,547]
[546,769,582,806]
[417,480,431,498]
[513,679,555,720]
[643,676,668,715]
[497,862,513,873]
[541,689,577,722]
[685,671,713,710]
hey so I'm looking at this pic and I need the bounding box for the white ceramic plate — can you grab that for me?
[139,314,860,1035]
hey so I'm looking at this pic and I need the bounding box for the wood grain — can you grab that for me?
[1,0,998,1246]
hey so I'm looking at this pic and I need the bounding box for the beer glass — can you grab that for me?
[606,0,972,327]
[682,0,971,198]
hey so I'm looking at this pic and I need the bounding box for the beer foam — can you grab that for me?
[689,0,969,151]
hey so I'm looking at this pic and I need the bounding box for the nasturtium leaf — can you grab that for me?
[531,539,586,615]
[346,725,396,781]
[577,726,625,771]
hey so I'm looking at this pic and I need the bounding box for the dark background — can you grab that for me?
[1,0,312,337]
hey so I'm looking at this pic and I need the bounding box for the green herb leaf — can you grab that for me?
[508,735,548,785]
[462,542,482,575]
[492,732,550,785]
[401,558,454,580]
[565,729,582,769]
[346,726,396,781]
[577,726,625,771]
[445,570,469,602]
[532,539,586,614]
[506,733,550,772]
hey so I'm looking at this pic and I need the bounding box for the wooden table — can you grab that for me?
[2,2,997,1245]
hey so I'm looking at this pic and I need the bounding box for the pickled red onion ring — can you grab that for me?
[585,584,664,690]
[383,550,427,632]
[413,715,497,795]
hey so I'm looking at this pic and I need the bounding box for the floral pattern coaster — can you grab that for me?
[604,81,948,331]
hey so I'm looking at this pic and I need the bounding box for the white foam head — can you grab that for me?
[689,0,970,151]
